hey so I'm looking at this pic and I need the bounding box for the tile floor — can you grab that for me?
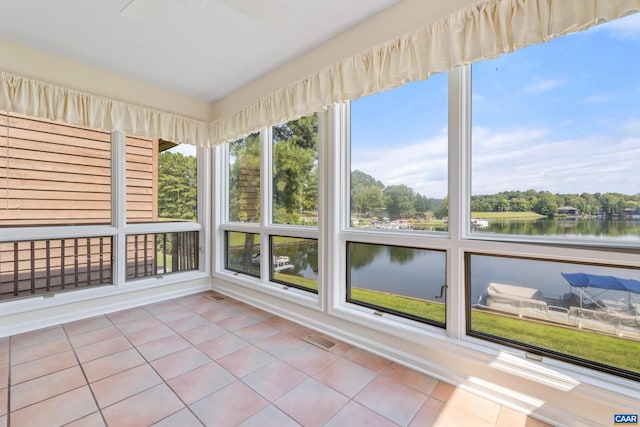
[0,291,552,427]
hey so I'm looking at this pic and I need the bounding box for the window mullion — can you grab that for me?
[261,127,272,280]
[111,130,127,287]
[448,66,471,339]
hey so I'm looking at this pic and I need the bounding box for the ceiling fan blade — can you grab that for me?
[221,0,288,25]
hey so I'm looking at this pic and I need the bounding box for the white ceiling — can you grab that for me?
[0,0,400,102]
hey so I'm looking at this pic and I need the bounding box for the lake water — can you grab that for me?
[478,218,640,240]
[235,219,640,305]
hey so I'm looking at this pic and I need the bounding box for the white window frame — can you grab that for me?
[215,114,325,310]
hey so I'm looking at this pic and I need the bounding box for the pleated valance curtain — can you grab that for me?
[0,71,210,146]
[1,0,638,148]
[209,0,640,146]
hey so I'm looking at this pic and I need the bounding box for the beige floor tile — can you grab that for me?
[106,307,151,325]
[63,316,112,336]
[275,378,349,427]
[190,381,269,427]
[354,374,427,426]
[343,346,392,372]
[151,408,204,427]
[136,333,192,361]
[217,313,261,331]
[253,331,307,357]
[234,322,280,343]
[62,411,106,427]
[67,326,122,349]
[237,405,300,427]
[82,348,146,383]
[90,364,163,408]
[153,306,196,323]
[197,333,249,360]
[280,342,339,375]
[166,314,211,332]
[167,361,236,405]
[3,293,549,427]
[324,400,398,427]
[179,322,228,345]
[10,365,86,411]
[74,335,132,363]
[117,315,164,335]
[217,345,275,378]
[101,383,184,427]
[382,363,439,395]
[9,386,98,427]
[151,346,211,380]
[431,380,456,402]
[242,360,308,401]
[144,299,184,315]
[125,324,175,346]
[10,326,66,350]
[444,387,501,425]
[11,337,72,365]
[313,357,377,398]
[11,350,77,385]
[409,397,445,427]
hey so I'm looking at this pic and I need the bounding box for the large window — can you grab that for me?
[350,75,448,232]
[470,16,640,242]
[216,13,640,383]
[223,116,320,295]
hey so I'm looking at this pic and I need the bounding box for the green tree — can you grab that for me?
[532,192,558,218]
[158,150,197,221]
[272,114,318,223]
[351,170,386,215]
[384,184,416,219]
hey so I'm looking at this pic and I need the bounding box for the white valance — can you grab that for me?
[0,71,210,146]
[210,0,640,146]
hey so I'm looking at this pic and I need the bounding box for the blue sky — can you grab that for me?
[351,13,640,199]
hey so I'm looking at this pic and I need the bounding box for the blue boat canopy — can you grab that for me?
[561,272,640,295]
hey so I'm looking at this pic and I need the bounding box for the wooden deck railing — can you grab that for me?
[0,236,113,301]
[0,230,199,301]
[126,231,199,280]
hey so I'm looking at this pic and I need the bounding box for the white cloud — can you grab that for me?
[352,121,640,199]
[524,79,563,94]
[471,126,640,195]
[352,133,448,198]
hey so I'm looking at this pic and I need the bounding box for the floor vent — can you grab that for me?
[303,334,338,352]
[205,293,226,302]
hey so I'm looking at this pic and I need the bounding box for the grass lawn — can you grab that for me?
[471,310,640,374]
[471,211,546,220]
[351,287,445,323]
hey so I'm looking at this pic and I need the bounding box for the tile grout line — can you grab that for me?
[62,320,111,427]
[138,300,209,426]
